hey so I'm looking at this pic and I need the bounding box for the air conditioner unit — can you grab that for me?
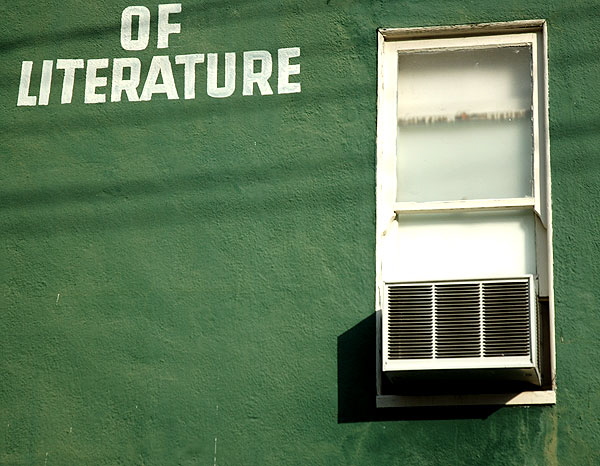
[382,275,540,384]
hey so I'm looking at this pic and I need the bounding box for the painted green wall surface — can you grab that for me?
[2,1,599,465]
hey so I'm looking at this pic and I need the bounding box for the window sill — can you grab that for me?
[394,197,535,214]
[376,389,556,408]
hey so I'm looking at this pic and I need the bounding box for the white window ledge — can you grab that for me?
[394,197,535,214]
[376,390,556,408]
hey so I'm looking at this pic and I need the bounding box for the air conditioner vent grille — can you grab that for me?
[387,285,433,359]
[482,281,530,357]
[384,277,533,364]
[435,283,481,358]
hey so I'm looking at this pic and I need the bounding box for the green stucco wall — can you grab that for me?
[2,1,599,464]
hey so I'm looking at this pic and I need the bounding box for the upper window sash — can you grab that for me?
[377,32,546,220]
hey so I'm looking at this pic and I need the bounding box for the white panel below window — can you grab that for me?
[381,210,536,282]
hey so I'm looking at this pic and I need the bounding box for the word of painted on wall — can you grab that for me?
[17,3,301,106]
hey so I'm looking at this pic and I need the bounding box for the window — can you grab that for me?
[375,21,555,407]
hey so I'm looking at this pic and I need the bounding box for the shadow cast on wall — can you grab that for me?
[337,314,504,423]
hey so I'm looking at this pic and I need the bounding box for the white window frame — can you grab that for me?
[375,20,555,407]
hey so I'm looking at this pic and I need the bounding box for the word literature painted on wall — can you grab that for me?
[17,3,301,106]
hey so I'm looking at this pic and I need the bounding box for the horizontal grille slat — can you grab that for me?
[385,277,534,364]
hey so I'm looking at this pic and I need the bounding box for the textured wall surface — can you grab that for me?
[2,1,599,465]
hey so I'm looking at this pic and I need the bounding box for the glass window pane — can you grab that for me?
[396,46,534,203]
